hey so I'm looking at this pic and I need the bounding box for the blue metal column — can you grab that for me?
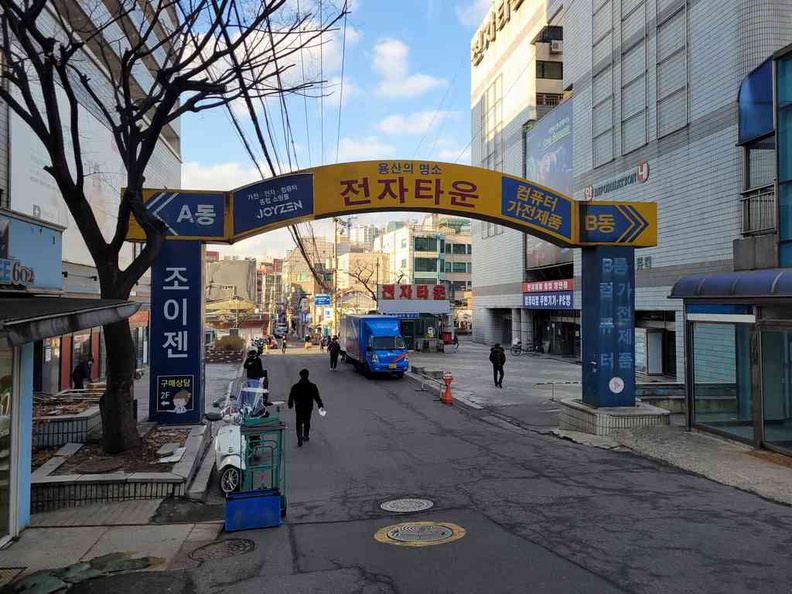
[777,51,792,265]
[581,246,636,407]
[149,241,205,424]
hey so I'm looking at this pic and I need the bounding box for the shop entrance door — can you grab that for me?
[761,329,792,452]
[400,320,416,350]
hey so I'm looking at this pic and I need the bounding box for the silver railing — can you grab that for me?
[741,184,776,235]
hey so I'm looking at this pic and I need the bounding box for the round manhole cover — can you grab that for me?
[189,538,256,561]
[374,522,466,547]
[380,498,434,513]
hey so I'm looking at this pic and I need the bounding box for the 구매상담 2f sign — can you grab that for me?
[232,174,313,239]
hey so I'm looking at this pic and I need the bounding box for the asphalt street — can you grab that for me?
[114,348,792,593]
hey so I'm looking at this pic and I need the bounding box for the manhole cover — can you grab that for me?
[374,522,466,547]
[380,498,434,513]
[189,538,256,560]
[76,459,124,474]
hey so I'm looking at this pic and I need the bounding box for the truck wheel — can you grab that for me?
[363,364,372,379]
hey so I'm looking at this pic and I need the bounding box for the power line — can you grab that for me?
[319,0,325,163]
[297,0,312,167]
[334,1,349,163]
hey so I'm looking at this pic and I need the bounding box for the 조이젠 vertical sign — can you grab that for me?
[581,246,635,407]
[149,241,205,423]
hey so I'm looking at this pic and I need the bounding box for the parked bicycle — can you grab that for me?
[510,341,542,357]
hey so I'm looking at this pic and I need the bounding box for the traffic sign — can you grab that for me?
[127,190,227,241]
[577,202,656,247]
[315,294,331,306]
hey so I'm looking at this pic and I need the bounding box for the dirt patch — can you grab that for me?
[32,446,61,470]
[33,398,95,418]
[54,427,191,475]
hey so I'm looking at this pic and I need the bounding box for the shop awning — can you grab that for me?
[0,297,140,346]
[670,269,792,300]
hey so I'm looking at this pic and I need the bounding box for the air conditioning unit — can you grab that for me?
[550,40,563,54]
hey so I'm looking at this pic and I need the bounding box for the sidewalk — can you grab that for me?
[411,337,792,508]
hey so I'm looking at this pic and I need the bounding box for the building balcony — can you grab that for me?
[741,184,776,236]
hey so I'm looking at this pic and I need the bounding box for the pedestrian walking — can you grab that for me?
[489,343,506,388]
[288,369,324,447]
[281,337,287,354]
[71,359,92,390]
[452,334,459,352]
[328,336,341,370]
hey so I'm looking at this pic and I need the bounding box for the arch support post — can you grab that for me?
[581,246,635,408]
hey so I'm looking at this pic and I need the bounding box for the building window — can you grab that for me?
[400,259,407,269]
[620,0,647,154]
[414,258,437,272]
[481,222,504,239]
[452,243,467,255]
[401,238,407,248]
[655,2,688,137]
[414,237,437,252]
[452,262,467,273]
[592,0,614,167]
[742,135,776,235]
[467,262,472,273]
[536,61,563,80]
[482,75,504,172]
[467,245,472,254]
[445,262,452,273]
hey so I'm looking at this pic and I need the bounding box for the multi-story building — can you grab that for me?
[206,258,257,303]
[348,224,381,250]
[470,0,565,354]
[373,216,472,297]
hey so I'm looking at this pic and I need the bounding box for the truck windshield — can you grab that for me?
[372,336,405,350]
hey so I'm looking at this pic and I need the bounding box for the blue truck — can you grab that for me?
[340,315,409,378]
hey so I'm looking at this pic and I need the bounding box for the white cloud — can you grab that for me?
[324,76,360,109]
[378,110,459,136]
[372,39,446,99]
[182,161,265,191]
[456,0,491,27]
[437,147,471,164]
[335,136,396,162]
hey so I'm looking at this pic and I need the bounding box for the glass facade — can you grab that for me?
[692,323,754,442]
[761,329,792,448]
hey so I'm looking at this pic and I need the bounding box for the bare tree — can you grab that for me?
[0,0,344,452]
[346,260,379,305]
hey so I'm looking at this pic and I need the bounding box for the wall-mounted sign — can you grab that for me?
[523,291,574,309]
[0,211,62,290]
[584,162,650,201]
[314,294,331,306]
[378,284,447,301]
[470,0,526,66]
[523,279,573,293]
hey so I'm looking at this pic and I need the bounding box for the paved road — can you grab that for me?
[114,350,792,593]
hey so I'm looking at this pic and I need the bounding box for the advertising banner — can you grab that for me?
[523,291,574,309]
[149,241,204,423]
[525,99,573,196]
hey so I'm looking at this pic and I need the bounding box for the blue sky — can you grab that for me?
[180,0,490,258]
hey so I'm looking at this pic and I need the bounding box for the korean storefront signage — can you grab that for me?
[127,161,657,249]
[378,284,447,301]
[583,162,650,201]
[581,246,635,407]
[470,0,526,66]
[0,211,62,290]
[523,279,573,293]
[149,241,204,423]
[523,292,574,309]
[0,219,34,285]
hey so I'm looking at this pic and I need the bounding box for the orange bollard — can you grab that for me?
[441,371,454,405]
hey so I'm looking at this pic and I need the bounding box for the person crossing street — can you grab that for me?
[489,343,506,388]
[328,336,341,370]
[288,369,324,447]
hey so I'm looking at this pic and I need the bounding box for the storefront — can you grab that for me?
[523,279,580,357]
[377,284,451,350]
[672,269,792,453]
[0,209,139,541]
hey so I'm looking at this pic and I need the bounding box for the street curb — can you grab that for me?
[404,372,484,410]
[187,438,215,502]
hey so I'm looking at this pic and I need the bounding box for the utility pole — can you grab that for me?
[333,217,339,335]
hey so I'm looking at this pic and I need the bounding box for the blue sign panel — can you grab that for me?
[581,246,635,408]
[314,294,331,306]
[501,177,573,241]
[149,241,204,424]
[233,173,314,236]
[144,192,226,239]
[0,212,63,290]
[523,291,574,309]
[524,99,573,196]
[579,203,649,244]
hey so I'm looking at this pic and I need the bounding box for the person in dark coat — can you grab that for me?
[288,369,324,447]
[489,344,506,388]
[328,336,341,370]
[71,359,92,390]
[243,350,266,380]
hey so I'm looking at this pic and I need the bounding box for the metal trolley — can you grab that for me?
[239,406,287,517]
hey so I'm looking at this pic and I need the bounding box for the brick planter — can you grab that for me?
[33,406,101,447]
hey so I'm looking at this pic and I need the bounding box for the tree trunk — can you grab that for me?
[99,319,142,453]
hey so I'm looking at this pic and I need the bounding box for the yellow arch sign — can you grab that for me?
[127,160,656,248]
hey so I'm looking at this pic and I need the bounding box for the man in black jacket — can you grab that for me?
[328,336,341,370]
[489,344,506,388]
[243,350,266,381]
[288,369,324,447]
